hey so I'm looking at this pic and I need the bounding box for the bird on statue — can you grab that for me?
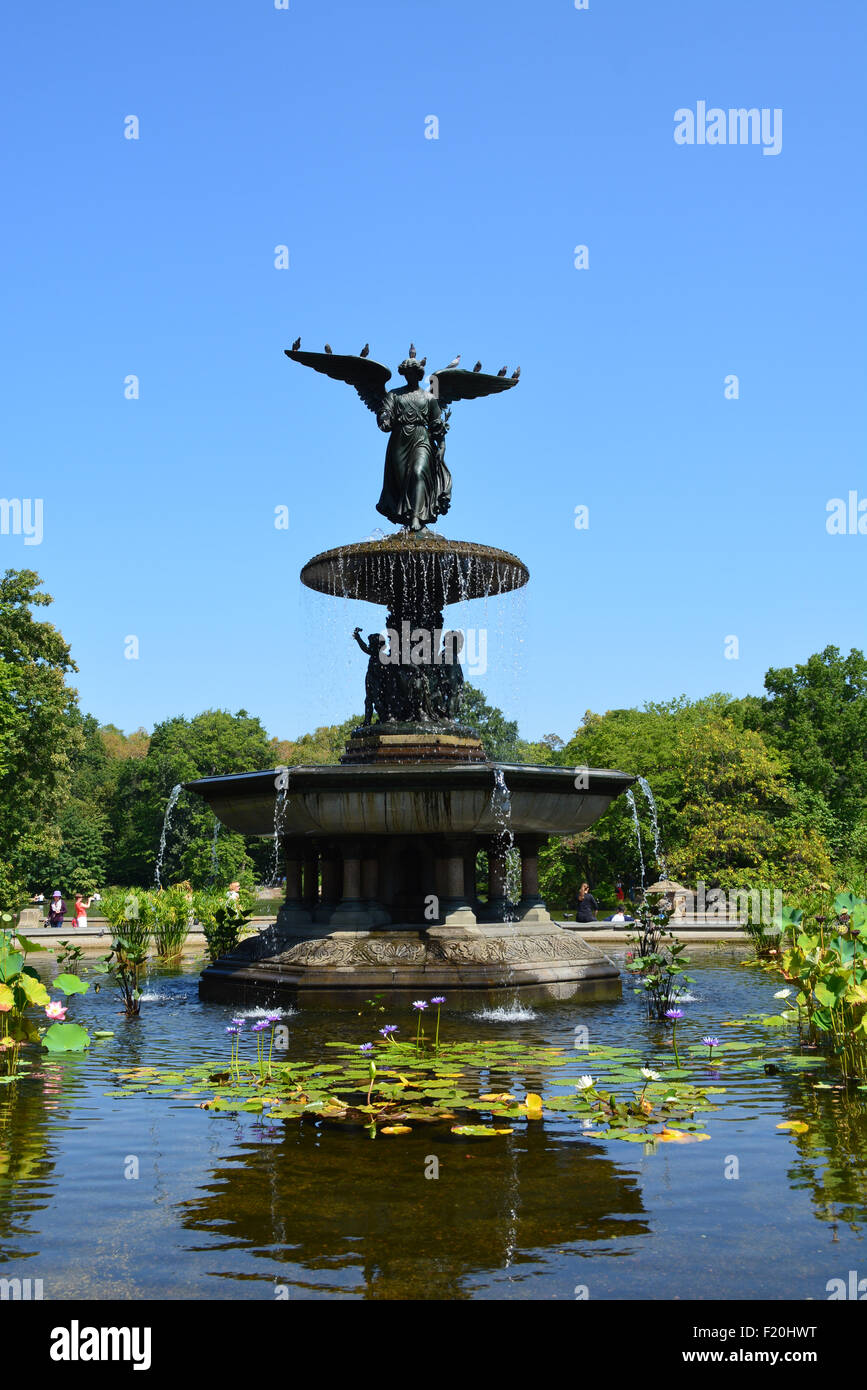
[497,366,507,377]
[284,341,520,532]
[291,336,301,351]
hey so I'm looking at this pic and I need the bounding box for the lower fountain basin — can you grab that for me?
[185,762,634,839]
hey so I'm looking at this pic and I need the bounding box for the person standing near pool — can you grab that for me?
[47,890,66,928]
[72,893,94,930]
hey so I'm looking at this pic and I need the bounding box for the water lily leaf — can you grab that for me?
[93,1030,114,1038]
[42,1022,91,1052]
[776,1120,809,1133]
[52,973,89,996]
[657,1128,710,1143]
[451,1125,513,1137]
[18,973,50,1006]
[381,1125,412,1135]
[478,1092,515,1103]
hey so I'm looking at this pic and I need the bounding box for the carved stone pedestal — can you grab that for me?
[199,919,621,1000]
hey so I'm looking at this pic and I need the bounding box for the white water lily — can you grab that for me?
[774,988,792,999]
[640,1067,661,1081]
[576,1075,595,1090]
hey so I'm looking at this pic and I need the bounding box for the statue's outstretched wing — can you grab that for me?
[284,349,391,415]
[429,367,518,410]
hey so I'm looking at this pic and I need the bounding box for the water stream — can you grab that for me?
[155,784,182,889]
[637,775,667,879]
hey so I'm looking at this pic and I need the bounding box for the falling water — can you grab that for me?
[490,769,519,923]
[270,772,290,887]
[637,776,668,879]
[625,788,646,891]
[155,784,182,889]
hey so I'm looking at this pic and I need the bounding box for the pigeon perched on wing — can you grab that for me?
[360,343,369,357]
[324,344,333,354]
[472,361,482,373]
[511,366,521,379]
[444,354,461,369]
[291,336,301,351]
[497,366,507,377]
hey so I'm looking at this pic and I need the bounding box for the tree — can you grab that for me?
[0,570,81,906]
[460,684,523,761]
[667,715,833,890]
[109,709,274,887]
[744,646,867,859]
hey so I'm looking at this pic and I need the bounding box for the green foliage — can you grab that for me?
[42,1022,91,1052]
[745,646,867,860]
[460,685,523,762]
[151,886,193,960]
[777,886,867,1077]
[194,892,253,961]
[0,569,81,905]
[107,709,273,886]
[98,935,148,1017]
[625,900,694,1020]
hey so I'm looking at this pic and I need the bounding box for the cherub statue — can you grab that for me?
[285,342,519,532]
[352,627,389,725]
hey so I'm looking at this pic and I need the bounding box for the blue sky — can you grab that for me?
[2,0,864,744]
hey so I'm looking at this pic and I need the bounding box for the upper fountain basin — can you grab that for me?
[300,532,529,607]
[185,763,635,839]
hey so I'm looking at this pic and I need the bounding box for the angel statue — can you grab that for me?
[284,341,520,532]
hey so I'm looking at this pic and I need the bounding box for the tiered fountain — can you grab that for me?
[190,342,634,1000]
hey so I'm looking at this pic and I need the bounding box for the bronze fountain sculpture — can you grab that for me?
[189,340,633,1000]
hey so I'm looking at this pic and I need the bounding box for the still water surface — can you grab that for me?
[1,946,865,1300]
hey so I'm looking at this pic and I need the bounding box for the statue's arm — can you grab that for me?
[352,627,371,655]
[428,395,446,442]
[377,392,395,434]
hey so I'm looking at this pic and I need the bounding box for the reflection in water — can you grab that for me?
[178,1119,648,1300]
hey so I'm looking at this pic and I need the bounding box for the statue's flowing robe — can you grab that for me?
[376,388,451,528]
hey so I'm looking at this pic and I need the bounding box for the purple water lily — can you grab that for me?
[360,1042,374,1053]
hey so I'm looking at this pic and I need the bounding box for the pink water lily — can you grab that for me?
[45,1001,68,1021]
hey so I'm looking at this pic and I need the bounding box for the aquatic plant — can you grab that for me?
[625,899,694,1021]
[97,935,147,1017]
[702,1036,719,1060]
[194,892,253,962]
[151,886,193,960]
[665,1009,684,1067]
[412,999,428,1049]
[431,996,446,1051]
[99,888,154,954]
[773,888,867,1078]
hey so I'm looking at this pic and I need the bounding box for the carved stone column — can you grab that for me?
[486,835,510,923]
[517,834,552,923]
[362,840,391,926]
[275,836,312,931]
[433,836,476,927]
[330,839,376,927]
[314,843,342,924]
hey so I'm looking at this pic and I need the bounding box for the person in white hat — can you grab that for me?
[48,891,66,928]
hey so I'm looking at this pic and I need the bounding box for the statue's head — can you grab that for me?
[398,357,425,386]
